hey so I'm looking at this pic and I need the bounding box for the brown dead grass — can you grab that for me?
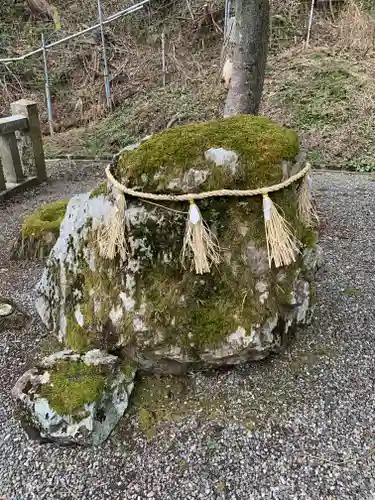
[334,0,375,53]
[263,43,375,171]
[0,0,321,129]
[3,0,375,171]
[0,0,225,131]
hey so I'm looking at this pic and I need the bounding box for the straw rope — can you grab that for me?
[105,163,311,201]
[99,162,316,272]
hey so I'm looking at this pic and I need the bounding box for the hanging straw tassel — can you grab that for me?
[298,173,319,227]
[181,200,221,274]
[97,189,128,262]
[263,194,300,268]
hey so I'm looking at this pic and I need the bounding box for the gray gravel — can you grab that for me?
[1,167,375,499]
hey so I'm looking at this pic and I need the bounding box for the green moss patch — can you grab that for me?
[21,200,68,238]
[131,375,197,438]
[116,115,299,192]
[135,189,316,356]
[129,374,256,439]
[40,360,106,417]
[263,51,375,171]
[11,199,68,261]
[65,314,92,352]
[90,183,109,199]
[61,240,127,352]
[125,338,335,440]
[143,262,267,355]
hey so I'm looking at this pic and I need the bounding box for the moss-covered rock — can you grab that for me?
[11,200,68,261]
[115,115,300,192]
[36,116,321,373]
[11,349,136,446]
[40,360,106,417]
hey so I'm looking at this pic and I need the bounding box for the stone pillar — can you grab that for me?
[0,156,6,191]
[11,99,47,182]
[0,132,24,184]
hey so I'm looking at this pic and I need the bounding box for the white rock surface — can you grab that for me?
[204,147,239,174]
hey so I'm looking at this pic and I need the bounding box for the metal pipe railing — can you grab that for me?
[0,1,149,63]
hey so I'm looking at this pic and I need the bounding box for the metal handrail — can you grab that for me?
[0,1,149,63]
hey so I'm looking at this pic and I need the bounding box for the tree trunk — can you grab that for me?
[26,0,53,20]
[224,0,270,117]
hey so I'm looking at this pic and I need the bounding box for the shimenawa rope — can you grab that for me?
[98,163,318,273]
[105,163,311,201]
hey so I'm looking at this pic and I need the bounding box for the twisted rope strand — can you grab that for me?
[105,163,311,201]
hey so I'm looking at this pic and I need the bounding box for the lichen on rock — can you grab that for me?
[11,200,68,261]
[36,115,320,374]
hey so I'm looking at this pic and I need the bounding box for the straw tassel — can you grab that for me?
[263,194,300,268]
[181,200,221,274]
[298,173,319,227]
[97,189,128,262]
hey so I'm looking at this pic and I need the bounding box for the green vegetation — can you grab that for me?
[90,183,109,199]
[342,288,361,296]
[114,114,313,356]
[65,314,92,352]
[271,65,354,132]
[294,68,352,129]
[44,117,316,361]
[11,199,69,261]
[131,373,249,438]
[265,52,375,172]
[129,339,334,439]
[3,0,375,174]
[60,241,130,352]
[116,115,299,191]
[85,116,315,358]
[143,260,266,356]
[40,360,106,417]
[21,200,68,238]
[121,359,137,379]
[45,48,375,174]
[83,83,226,157]
[289,342,335,376]
[131,375,209,438]
[137,191,315,357]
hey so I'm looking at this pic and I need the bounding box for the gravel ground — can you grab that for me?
[1,167,375,500]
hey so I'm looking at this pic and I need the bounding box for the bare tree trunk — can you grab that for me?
[26,0,53,20]
[224,0,270,117]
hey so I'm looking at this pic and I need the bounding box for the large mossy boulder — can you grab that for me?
[36,116,321,373]
[11,200,68,261]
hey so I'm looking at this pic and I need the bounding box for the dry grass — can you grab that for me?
[44,73,226,158]
[263,45,375,171]
[0,0,324,128]
[1,0,225,130]
[3,0,375,171]
[334,0,375,53]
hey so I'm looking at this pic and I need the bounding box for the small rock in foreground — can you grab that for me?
[12,349,135,446]
[0,297,28,332]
